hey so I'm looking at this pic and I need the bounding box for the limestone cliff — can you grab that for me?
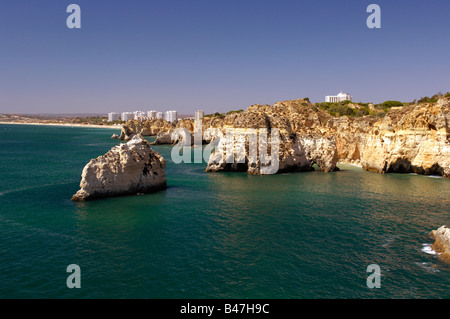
[116,96,450,177]
[358,99,450,177]
[324,97,450,177]
[205,100,339,174]
[119,118,196,141]
[119,119,174,141]
[72,135,166,201]
[325,116,376,165]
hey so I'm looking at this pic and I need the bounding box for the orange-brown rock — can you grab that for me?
[431,226,450,263]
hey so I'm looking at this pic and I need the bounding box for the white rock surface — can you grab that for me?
[72,135,166,201]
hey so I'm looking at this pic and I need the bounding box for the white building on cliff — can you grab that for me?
[325,92,353,103]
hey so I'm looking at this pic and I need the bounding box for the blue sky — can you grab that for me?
[1,0,449,114]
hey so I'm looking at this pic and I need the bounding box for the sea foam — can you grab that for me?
[421,243,439,255]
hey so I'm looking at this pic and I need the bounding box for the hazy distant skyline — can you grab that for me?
[1,0,449,114]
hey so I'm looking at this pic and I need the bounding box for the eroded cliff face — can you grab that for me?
[205,100,340,174]
[331,98,450,177]
[72,135,166,201]
[116,97,450,177]
[119,117,225,144]
[119,119,177,141]
[325,116,376,165]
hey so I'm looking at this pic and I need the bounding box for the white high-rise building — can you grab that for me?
[195,110,204,121]
[147,110,157,119]
[165,110,178,123]
[325,92,353,103]
[121,112,133,121]
[108,112,120,122]
[133,111,146,120]
[155,112,163,120]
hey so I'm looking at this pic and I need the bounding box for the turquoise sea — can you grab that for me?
[0,124,449,299]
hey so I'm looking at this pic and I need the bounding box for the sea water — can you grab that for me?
[0,124,449,299]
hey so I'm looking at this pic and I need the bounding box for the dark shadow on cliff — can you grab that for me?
[387,158,444,177]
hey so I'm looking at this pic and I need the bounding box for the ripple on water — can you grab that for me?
[415,262,440,273]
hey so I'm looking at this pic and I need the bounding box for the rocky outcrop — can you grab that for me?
[115,96,450,177]
[205,100,340,174]
[119,117,228,142]
[150,130,174,145]
[72,135,166,201]
[325,116,377,166]
[357,99,450,177]
[431,225,450,263]
[118,118,195,141]
[322,97,450,178]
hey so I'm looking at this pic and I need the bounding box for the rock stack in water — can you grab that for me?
[431,225,450,263]
[205,100,340,174]
[71,135,166,201]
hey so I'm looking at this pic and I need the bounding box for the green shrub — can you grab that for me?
[316,101,378,117]
[381,100,403,108]
[316,102,333,110]
[340,100,352,105]
[418,96,438,104]
[226,109,244,115]
[316,102,360,117]
[204,112,225,118]
[328,104,355,116]
[355,108,369,117]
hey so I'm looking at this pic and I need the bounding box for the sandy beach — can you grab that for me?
[0,121,122,130]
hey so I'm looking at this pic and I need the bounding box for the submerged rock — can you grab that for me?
[111,134,119,139]
[431,225,450,263]
[71,135,166,201]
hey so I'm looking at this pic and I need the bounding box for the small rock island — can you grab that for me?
[71,135,166,201]
[431,225,450,263]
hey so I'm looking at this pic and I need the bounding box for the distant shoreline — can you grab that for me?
[0,121,122,130]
